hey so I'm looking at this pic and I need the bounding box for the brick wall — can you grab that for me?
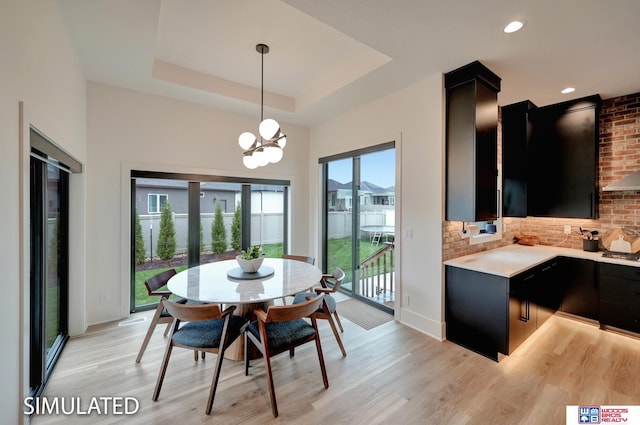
[443,91,640,261]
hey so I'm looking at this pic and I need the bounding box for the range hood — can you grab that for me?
[603,170,640,191]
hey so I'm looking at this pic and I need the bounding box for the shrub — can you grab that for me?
[134,209,146,264]
[156,202,176,260]
[200,221,204,254]
[231,203,241,251]
[211,202,227,254]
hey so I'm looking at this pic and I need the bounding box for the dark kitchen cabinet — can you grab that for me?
[527,95,601,218]
[534,259,564,326]
[445,61,501,222]
[508,270,537,354]
[501,95,601,219]
[501,100,536,217]
[559,257,598,320]
[445,266,509,360]
[446,259,562,361]
[599,263,640,333]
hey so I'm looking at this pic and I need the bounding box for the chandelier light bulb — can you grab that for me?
[243,154,258,169]
[253,148,269,167]
[259,118,281,141]
[264,145,283,163]
[238,132,256,150]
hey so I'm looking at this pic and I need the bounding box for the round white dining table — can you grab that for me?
[167,257,322,360]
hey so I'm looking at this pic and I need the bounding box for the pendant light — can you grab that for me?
[239,43,287,168]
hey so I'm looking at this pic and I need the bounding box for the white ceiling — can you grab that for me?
[57,0,640,126]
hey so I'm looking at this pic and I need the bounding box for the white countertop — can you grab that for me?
[443,244,640,277]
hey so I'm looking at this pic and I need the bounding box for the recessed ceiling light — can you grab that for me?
[561,87,576,94]
[503,20,525,33]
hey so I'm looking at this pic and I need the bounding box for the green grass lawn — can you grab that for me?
[133,237,389,308]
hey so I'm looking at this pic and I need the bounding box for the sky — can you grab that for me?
[328,148,395,188]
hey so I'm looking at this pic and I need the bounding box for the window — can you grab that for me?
[148,193,168,213]
[131,172,290,312]
[28,127,81,399]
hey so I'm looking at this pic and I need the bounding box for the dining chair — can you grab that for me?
[152,300,248,415]
[135,268,181,363]
[292,267,347,356]
[244,294,329,418]
[280,254,316,305]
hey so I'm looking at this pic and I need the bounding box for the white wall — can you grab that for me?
[0,1,87,424]
[86,82,311,325]
[309,74,445,339]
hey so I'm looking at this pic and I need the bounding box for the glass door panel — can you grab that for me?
[44,164,63,365]
[251,184,285,258]
[326,158,354,292]
[200,181,242,264]
[359,149,396,308]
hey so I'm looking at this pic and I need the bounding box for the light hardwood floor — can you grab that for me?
[31,305,640,425]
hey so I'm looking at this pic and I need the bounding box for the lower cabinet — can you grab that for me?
[447,254,640,361]
[508,270,537,354]
[445,266,509,360]
[599,263,640,333]
[560,257,598,319]
[446,260,561,361]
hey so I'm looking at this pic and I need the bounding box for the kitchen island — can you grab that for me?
[444,244,640,360]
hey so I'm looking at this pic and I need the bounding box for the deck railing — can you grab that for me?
[357,242,395,298]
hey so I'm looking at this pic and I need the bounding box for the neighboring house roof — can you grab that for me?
[328,179,395,196]
[136,179,283,192]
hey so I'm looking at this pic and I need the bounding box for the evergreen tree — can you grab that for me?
[134,209,146,264]
[200,221,204,254]
[211,202,227,254]
[231,203,241,251]
[156,201,176,260]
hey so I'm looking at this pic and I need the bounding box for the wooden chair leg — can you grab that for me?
[314,332,329,389]
[244,333,251,376]
[205,351,225,415]
[333,310,344,333]
[263,350,278,417]
[194,350,198,361]
[163,320,172,336]
[152,343,174,401]
[136,304,164,363]
[326,314,347,356]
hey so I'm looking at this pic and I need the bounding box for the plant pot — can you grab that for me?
[236,255,264,273]
[583,239,599,252]
[486,224,497,234]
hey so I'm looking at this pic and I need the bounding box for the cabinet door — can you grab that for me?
[508,271,537,354]
[445,266,509,360]
[528,97,600,218]
[502,101,536,217]
[599,264,640,332]
[560,257,598,319]
[535,260,563,326]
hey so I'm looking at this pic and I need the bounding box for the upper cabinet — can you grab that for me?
[445,61,501,222]
[502,100,536,217]
[502,95,602,219]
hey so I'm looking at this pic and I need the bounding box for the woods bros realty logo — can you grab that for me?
[24,396,139,416]
[566,405,640,424]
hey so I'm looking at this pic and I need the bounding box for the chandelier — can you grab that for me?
[238,43,287,169]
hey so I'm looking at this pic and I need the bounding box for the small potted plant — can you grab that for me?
[236,245,264,273]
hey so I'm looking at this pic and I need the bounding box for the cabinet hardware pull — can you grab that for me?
[542,266,551,272]
[523,274,535,282]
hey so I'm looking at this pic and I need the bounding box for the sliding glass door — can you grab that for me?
[29,148,70,396]
[131,172,289,312]
[321,142,396,311]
